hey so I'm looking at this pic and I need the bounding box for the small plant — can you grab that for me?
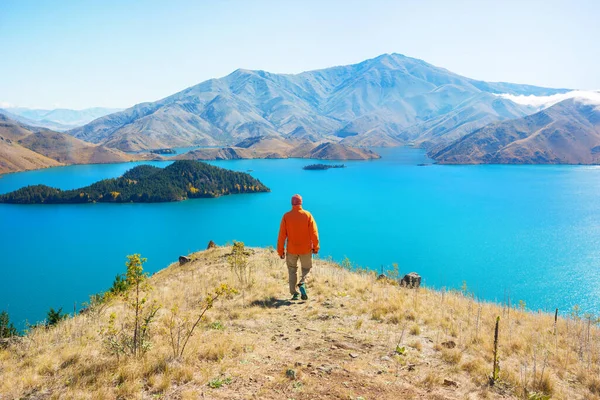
[461,280,468,295]
[167,284,237,358]
[101,254,160,358]
[228,242,253,304]
[209,320,224,330]
[341,256,352,270]
[528,392,551,400]
[490,316,500,385]
[518,300,526,311]
[208,376,232,388]
[228,242,251,286]
[389,262,400,281]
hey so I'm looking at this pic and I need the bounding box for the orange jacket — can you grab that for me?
[277,205,319,256]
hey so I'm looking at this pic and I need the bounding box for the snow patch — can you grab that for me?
[495,90,600,109]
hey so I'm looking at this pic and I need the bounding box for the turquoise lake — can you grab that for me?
[2,147,600,329]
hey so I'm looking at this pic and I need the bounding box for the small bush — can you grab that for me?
[46,307,68,327]
[0,311,18,338]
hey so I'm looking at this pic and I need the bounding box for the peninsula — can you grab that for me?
[0,160,269,204]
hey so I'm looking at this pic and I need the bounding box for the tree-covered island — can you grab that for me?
[0,160,269,204]
[303,164,346,170]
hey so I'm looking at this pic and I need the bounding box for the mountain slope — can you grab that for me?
[0,113,149,173]
[18,130,133,165]
[431,99,600,164]
[0,137,62,174]
[68,54,567,151]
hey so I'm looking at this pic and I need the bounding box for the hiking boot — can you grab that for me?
[291,293,300,301]
[298,283,308,300]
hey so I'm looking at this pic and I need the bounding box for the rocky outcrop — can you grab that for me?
[400,272,421,288]
[179,256,191,265]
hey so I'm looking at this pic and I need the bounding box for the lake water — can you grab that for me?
[2,147,600,329]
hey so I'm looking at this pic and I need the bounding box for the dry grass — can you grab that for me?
[1,246,599,399]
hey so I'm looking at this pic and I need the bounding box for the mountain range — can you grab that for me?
[66,53,569,153]
[4,53,600,167]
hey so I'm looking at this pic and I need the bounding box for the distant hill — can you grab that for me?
[3,107,122,131]
[0,113,153,174]
[174,136,380,161]
[0,160,269,204]
[430,99,600,164]
[67,54,567,152]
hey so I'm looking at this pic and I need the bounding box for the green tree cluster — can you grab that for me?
[0,160,270,204]
[0,311,18,338]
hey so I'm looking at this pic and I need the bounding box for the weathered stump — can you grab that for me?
[207,240,217,250]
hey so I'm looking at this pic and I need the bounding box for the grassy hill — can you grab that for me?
[0,246,597,399]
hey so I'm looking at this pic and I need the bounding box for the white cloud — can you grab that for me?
[0,101,15,108]
[496,90,600,109]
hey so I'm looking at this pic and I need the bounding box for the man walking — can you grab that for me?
[277,194,319,300]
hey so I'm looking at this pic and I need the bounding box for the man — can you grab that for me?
[277,194,319,300]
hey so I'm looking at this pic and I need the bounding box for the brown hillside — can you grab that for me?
[17,130,133,165]
[0,137,62,174]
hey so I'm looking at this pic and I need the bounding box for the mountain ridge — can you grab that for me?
[67,53,568,152]
[430,98,600,164]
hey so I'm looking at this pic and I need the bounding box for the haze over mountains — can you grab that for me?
[0,107,121,131]
[67,53,569,153]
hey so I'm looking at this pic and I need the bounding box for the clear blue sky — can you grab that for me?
[1,0,598,109]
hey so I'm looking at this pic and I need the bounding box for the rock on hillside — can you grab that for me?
[431,99,600,164]
[67,53,567,151]
[0,246,597,398]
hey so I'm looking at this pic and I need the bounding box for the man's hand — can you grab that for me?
[312,249,318,255]
[280,253,285,259]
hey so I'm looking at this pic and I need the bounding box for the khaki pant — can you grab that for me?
[286,253,312,295]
